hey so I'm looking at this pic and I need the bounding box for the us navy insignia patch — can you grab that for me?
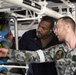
[55,50,63,60]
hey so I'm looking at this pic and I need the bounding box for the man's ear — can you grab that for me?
[65,23,71,32]
[67,23,71,28]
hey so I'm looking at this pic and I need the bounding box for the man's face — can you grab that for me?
[37,21,52,39]
[54,19,67,42]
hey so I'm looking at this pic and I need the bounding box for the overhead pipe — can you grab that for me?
[3,0,63,19]
[60,0,74,8]
[10,16,19,50]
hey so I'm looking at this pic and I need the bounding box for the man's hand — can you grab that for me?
[5,30,13,47]
[0,48,8,57]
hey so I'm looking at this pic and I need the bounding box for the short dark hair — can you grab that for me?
[0,12,10,24]
[41,16,56,29]
[57,16,75,31]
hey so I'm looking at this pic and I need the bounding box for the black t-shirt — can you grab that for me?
[18,29,62,75]
[19,29,61,50]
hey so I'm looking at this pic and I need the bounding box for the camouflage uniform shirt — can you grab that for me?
[8,43,76,75]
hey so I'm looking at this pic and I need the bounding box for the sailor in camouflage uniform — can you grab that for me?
[0,16,76,75]
[7,43,76,75]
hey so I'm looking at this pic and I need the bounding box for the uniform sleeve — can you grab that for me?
[43,46,55,62]
[7,46,55,64]
[7,49,40,64]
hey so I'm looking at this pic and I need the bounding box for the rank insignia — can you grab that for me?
[55,50,63,60]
